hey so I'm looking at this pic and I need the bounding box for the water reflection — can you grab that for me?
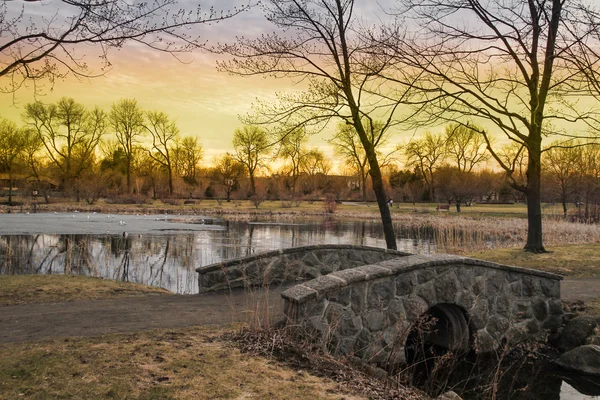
[0,218,435,294]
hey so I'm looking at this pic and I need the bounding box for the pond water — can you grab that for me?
[0,213,435,294]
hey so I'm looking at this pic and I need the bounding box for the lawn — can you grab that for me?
[0,327,366,400]
[0,275,170,306]
[467,243,600,278]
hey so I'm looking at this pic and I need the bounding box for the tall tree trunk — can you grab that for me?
[250,173,256,196]
[126,160,131,194]
[168,167,173,195]
[524,145,546,253]
[361,170,367,201]
[8,171,13,206]
[369,162,396,250]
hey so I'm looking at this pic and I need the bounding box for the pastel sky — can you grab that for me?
[1,0,590,168]
[1,0,416,165]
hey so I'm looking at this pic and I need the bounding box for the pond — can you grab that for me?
[0,212,436,294]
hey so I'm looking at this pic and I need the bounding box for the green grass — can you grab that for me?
[467,243,600,278]
[0,327,365,400]
[0,275,171,306]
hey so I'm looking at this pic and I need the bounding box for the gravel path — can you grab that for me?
[0,279,597,345]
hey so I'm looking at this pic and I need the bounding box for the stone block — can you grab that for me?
[434,271,460,303]
[522,276,541,297]
[455,291,475,311]
[351,282,368,314]
[281,284,318,304]
[472,276,486,296]
[302,274,346,296]
[328,286,351,307]
[486,315,509,342]
[417,268,436,284]
[338,311,363,337]
[387,298,406,325]
[540,279,560,298]
[509,280,523,296]
[456,267,476,289]
[395,272,417,297]
[557,345,600,376]
[415,281,436,306]
[470,297,489,329]
[302,251,322,267]
[402,297,428,322]
[485,271,504,296]
[548,299,564,316]
[511,300,533,320]
[526,319,540,334]
[475,329,496,353]
[325,302,345,325]
[330,267,367,284]
[542,315,563,331]
[532,298,549,321]
[368,279,395,308]
[364,309,387,332]
[362,264,394,280]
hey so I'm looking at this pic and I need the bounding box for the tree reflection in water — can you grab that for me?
[0,218,438,293]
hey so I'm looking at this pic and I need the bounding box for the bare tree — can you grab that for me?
[1,0,250,94]
[218,0,410,249]
[300,148,331,197]
[331,120,398,201]
[404,132,446,202]
[444,123,490,173]
[277,127,309,196]
[233,125,270,196]
[24,97,105,198]
[144,111,179,196]
[109,99,145,193]
[173,136,203,185]
[544,141,582,217]
[383,0,596,252]
[0,117,27,205]
[211,152,246,202]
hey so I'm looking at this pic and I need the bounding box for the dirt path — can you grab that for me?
[0,285,290,344]
[1,279,597,345]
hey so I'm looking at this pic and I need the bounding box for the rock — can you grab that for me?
[555,316,600,352]
[435,390,463,400]
[556,345,600,376]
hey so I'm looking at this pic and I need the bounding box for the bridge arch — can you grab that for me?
[281,253,563,364]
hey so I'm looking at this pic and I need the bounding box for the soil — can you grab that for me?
[0,279,597,345]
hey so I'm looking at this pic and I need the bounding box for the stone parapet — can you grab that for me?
[196,244,410,293]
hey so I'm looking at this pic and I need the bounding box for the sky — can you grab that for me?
[1,0,594,170]
[1,0,417,165]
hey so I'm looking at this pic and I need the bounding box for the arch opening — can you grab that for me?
[404,303,472,387]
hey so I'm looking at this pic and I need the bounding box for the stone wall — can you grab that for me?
[281,254,563,364]
[196,245,410,293]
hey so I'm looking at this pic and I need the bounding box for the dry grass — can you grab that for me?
[385,214,600,252]
[0,275,170,306]
[587,299,600,315]
[0,327,365,400]
[466,243,600,278]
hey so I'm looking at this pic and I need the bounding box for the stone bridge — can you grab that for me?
[196,245,563,362]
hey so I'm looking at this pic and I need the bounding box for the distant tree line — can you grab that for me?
[1,98,598,224]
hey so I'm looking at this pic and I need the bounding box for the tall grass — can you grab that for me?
[387,214,600,252]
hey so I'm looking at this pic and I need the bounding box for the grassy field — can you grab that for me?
[0,327,369,400]
[467,243,600,278]
[0,275,170,306]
